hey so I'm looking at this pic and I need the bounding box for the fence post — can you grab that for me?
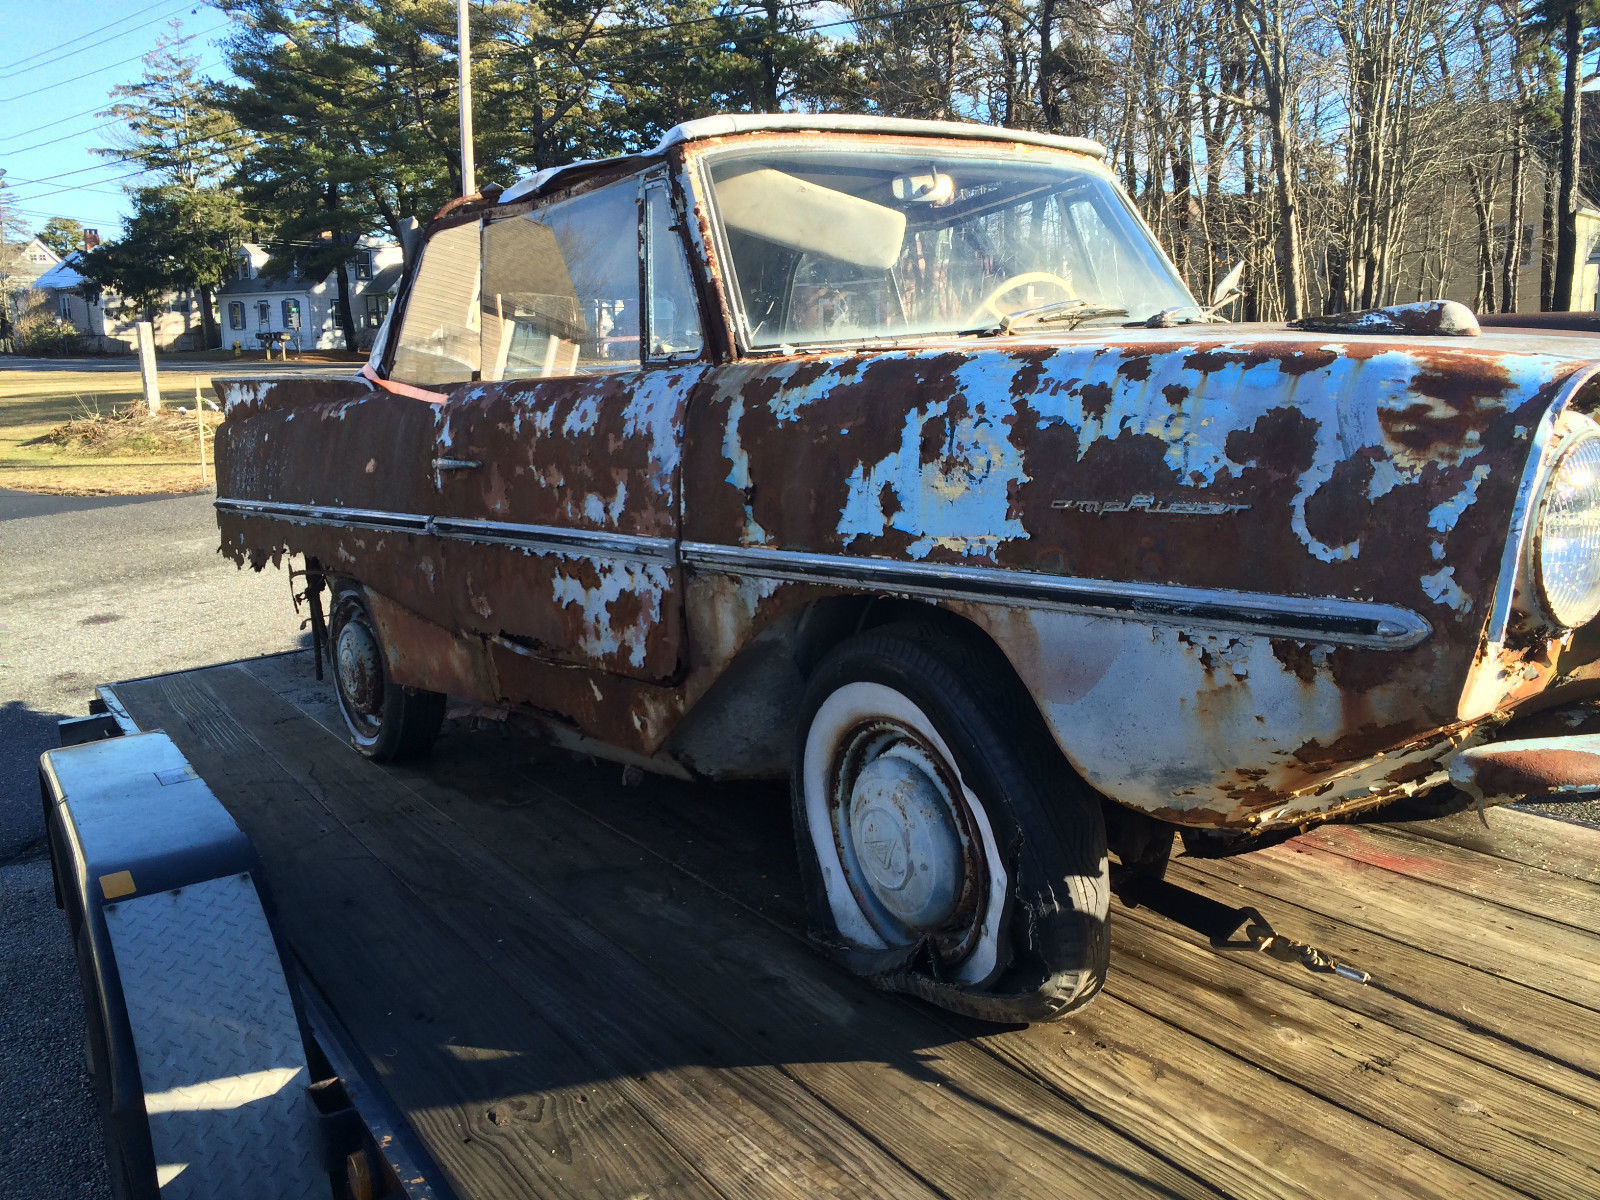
[195,377,207,486]
[136,322,159,413]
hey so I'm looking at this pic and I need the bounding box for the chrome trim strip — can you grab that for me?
[216,498,428,533]
[431,517,674,563]
[680,542,1432,650]
[215,498,1431,648]
[215,498,676,564]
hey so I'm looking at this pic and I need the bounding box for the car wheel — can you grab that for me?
[792,622,1110,1022]
[328,585,446,761]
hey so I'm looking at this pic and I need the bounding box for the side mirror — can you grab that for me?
[1211,261,1245,309]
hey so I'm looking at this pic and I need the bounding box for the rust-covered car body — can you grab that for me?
[214,114,1600,839]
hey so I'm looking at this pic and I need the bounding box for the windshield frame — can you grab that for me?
[686,134,1194,356]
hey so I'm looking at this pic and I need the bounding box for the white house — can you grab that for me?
[217,238,405,352]
[3,235,63,339]
[30,252,205,353]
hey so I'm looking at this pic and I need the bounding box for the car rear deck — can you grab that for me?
[106,651,1600,1200]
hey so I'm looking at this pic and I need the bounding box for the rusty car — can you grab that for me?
[214,113,1600,1021]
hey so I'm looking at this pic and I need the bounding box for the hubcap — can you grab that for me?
[829,724,983,953]
[848,748,964,929]
[335,620,383,720]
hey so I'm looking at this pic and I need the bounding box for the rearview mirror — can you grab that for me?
[892,172,955,205]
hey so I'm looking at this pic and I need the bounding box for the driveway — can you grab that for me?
[0,486,306,1199]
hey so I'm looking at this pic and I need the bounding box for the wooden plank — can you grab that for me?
[182,672,965,1200]
[1177,839,1600,1011]
[113,674,728,1200]
[1132,872,1600,1107]
[1158,855,1600,1084]
[471,734,1600,1087]
[197,665,1225,1200]
[1106,904,1600,1200]
[1386,808,1600,887]
[387,723,1539,1200]
[1304,822,1600,932]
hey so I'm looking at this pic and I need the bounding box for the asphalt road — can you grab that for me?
[0,485,305,1199]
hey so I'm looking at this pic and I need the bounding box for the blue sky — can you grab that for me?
[0,1,233,243]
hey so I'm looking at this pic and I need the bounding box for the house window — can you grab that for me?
[364,293,390,329]
[58,296,72,321]
[169,294,190,314]
[257,300,271,327]
[355,250,374,281]
[282,298,302,329]
[228,301,244,330]
[237,256,251,281]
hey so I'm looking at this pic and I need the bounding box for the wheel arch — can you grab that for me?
[669,593,1069,779]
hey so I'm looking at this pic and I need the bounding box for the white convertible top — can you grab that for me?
[499,112,1107,204]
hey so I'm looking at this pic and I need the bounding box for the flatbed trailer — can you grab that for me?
[48,650,1600,1199]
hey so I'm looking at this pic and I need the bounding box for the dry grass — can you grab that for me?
[0,350,360,496]
[30,402,221,457]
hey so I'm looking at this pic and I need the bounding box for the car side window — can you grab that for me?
[481,183,641,380]
[644,184,704,360]
[390,219,482,386]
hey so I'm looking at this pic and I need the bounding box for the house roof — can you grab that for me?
[3,236,63,286]
[217,276,315,297]
[366,263,403,295]
[218,249,404,299]
[33,251,86,292]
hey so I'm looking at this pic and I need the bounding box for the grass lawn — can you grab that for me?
[0,350,363,495]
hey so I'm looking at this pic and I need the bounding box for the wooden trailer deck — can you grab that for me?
[109,652,1600,1200]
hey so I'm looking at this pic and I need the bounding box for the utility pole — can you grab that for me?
[457,0,476,197]
[0,167,12,350]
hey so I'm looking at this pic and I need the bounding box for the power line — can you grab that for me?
[0,0,185,72]
[8,0,980,208]
[0,100,129,146]
[2,0,198,81]
[14,206,126,226]
[3,121,122,158]
[0,24,228,104]
[0,51,228,146]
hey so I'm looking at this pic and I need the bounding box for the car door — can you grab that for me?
[427,170,707,683]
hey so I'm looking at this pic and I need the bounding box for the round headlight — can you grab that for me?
[1535,431,1600,628]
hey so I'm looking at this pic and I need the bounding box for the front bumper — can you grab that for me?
[1450,734,1600,807]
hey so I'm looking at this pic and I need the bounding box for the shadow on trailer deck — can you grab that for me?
[90,651,1600,1200]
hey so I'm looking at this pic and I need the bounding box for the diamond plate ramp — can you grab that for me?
[104,873,326,1199]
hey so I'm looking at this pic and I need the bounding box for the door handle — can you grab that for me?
[432,457,482,471]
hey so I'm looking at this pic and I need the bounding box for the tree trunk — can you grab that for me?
[1038,0,1059,131]
[1542,167,1557,311]
[1271,114,1305,318]
[198,284,219,349]
[333,255,357,351]
[1553,4,1582,311]
[1502,113,1525,312]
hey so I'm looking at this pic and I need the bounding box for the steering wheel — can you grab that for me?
[967,272,1077,326]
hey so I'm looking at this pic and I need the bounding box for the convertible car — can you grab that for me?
[215,113,1600,1020]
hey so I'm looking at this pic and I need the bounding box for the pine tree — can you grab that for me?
[34,218,87,259]
[81,24,250,347]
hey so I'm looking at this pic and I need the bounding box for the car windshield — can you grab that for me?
[701,142,1193,348]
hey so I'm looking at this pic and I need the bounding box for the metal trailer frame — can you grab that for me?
[39,693,446,1200]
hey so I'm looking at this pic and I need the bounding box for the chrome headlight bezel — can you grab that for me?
[1529,428,1600,630]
